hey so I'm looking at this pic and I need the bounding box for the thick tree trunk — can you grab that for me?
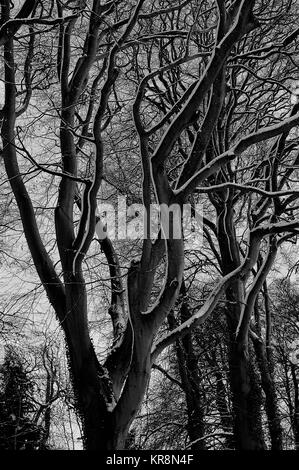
[179,313,205,450]
[217,200,265,450]
[51,334,113,450]
[49,251,114,450]
[227,317,265,450]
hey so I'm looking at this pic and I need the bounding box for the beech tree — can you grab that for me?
[1,0,299,450]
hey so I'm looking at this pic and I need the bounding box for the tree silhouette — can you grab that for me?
[0,347,44,450]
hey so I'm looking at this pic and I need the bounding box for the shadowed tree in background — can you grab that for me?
[0,347,44,450]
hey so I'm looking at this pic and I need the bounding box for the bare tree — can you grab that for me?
[1,0,299,450]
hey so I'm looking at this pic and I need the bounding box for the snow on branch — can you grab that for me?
[184,432,234,449]
[176,110,299,199]
[151,217,299,362]
[193,182,299,199]
[150,0,257,169]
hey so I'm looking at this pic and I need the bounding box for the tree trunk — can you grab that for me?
[217,200,265,450]
[169,293,206,451]
[291,364,299,450]
[56,267,114,450]
[212,357,234,449]
[252,329,283,449]
[227,317,265,450]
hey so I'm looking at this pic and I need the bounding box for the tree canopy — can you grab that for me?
[0,0,299,451]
